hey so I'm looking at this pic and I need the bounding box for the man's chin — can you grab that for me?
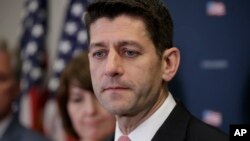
[104,106,130,116]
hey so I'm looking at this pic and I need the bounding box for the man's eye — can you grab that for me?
[93,51,107,59]
[124,50,139,58]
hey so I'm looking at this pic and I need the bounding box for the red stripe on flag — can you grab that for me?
[30,86,48,133]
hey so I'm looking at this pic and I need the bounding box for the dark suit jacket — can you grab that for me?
[105,102,228,141]
[1,116,51,141]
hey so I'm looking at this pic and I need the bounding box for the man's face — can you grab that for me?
[0,52,16,120]
[88,15,165,116]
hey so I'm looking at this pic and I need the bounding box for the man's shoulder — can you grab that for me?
[153,101,228,141]
[2,117,51,141]
[186,111,228,141]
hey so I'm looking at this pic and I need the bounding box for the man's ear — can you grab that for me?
[161,47,180,82]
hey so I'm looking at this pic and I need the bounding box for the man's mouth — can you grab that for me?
[103,86,129,92]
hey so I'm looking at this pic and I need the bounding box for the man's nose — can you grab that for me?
[104,50,123,77]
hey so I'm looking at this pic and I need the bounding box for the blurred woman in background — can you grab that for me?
[57,52,115,141]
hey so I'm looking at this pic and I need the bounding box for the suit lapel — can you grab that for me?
[152,102,191,141]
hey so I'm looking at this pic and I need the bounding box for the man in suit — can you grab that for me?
[85,0,228,141]
[0,39,50,141]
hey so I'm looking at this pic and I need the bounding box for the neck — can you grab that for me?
[117,89,168,135]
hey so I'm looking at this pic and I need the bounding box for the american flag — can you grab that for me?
[48,0,90,95]
[44,0,90,140]
[202,109,223,127]
[206,1,226,17]
[19,0,48,133]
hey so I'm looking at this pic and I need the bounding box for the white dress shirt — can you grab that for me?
[115,92,176,141]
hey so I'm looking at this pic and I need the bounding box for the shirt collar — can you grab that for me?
[115,92,176,141]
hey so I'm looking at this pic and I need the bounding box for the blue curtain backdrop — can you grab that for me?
[165,0,250,133]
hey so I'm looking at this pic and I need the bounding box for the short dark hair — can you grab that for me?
[57,51,93,138]
[85,0,174,56]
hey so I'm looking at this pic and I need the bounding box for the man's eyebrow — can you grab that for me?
[89,42,107,49]
[89,40,143,50]
[116,40,142,48]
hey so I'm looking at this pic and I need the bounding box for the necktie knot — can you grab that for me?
[118,135,131,141]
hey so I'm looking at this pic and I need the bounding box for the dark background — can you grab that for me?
[165,0,250,133]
